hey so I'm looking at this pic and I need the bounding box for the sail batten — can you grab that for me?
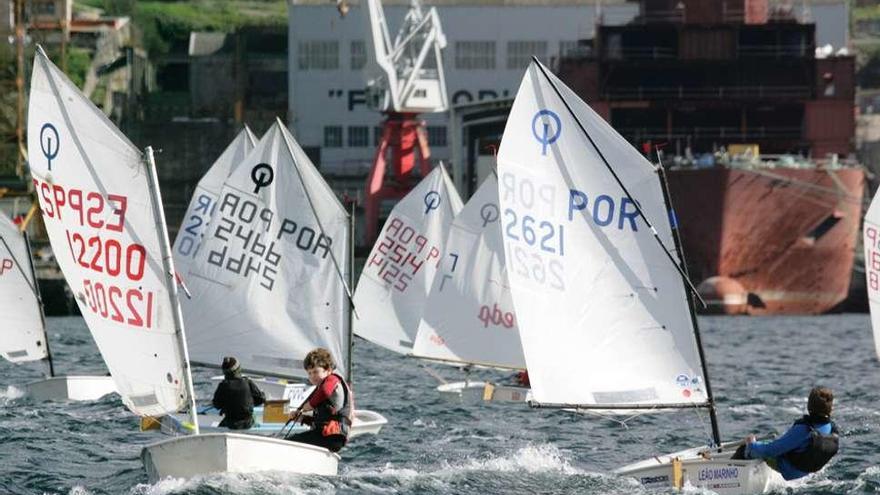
[497,61,708,410]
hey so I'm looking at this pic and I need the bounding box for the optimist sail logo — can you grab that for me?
[40,123,60,171]
[532,110,561,156]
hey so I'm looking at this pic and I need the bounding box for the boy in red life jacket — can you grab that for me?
[286,348,353,453]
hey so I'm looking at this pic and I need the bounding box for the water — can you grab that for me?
[2,315,878,494]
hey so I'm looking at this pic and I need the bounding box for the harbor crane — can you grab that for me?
[359,0,449,244]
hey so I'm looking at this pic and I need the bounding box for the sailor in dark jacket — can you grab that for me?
[735,386,839,480]
[212,356,266,430]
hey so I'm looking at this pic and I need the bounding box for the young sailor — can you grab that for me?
[734,386,840,480]
[211,356,266,430]
[286,348,353,452]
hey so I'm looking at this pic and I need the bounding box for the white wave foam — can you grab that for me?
[130,472,335,495]
[849,465,880,492]
[345,443,585,481]
[457,444,582,474]
[67,487,94,495]
[728,404,768,414]
[129,477,191,495]
[1,385,25,401]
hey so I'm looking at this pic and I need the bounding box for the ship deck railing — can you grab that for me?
[603,44,815,61]
[603,85,812,101]
[618,126,803,142]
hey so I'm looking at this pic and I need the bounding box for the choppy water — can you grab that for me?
[2,315,879,494]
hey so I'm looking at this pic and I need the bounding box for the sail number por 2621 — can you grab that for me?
[503,209,564,255]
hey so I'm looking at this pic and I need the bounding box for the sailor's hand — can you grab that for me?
[289,409,303,422]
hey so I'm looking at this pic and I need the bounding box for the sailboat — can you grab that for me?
[172,127,299,400]
[0,214,116,401]
[27,48,339,480]
[171,119,386,437]
[496,59,780,493]
[354,163,463,354]
[865,192,880,359]
[411,173,529,402]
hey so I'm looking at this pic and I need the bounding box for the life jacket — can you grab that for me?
[782,416,839,473]
[311,373,354,441]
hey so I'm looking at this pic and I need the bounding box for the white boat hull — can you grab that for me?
[24,375,117,402]
[141,432,339,482]
[616,441,783,494]
[164,407,388,437]
[437,381,531,403]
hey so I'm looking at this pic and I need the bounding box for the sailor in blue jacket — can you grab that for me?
[735,387,839,480]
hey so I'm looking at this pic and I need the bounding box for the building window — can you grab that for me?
[374,126,384,146]
[559,40,579,58]
[348,126,369,147]
[351,41,366,70]
[455,41,495,70]
[33,1,56,14]
[298,41,339,70]
[324,126,343,147]
[507,41,547,70]
[427,126,447,147]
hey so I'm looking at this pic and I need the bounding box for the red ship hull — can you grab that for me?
[666,167,865,315]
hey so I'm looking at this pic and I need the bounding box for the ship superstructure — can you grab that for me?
[557,0,865,314]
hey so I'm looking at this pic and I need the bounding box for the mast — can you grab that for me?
[23,232,55,377]
[530,58,705,308]
[347,201,355,382]
[14,0,25,177]
[144,146,199,434]
[654,150,721,447]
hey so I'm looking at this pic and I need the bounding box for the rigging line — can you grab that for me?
[279,122,359,319]
[530,57,706,309]
[739,167,864,205]
[419,363,449,385]
[691,401,715,448]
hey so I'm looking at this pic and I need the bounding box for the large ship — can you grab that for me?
[555,0,865,315]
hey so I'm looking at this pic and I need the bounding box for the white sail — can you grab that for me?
[0,215,48,364]
[496,61,707,408]
[27,50,190,416]
[412,174,526,369]
[865,191,880,360]
[180,119,350,378]
[354,164,463,354]
[173,127,257,277]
